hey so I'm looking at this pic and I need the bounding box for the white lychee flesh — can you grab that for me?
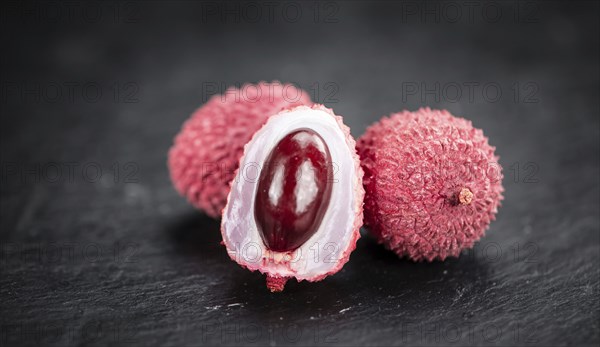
[221,105,364,291]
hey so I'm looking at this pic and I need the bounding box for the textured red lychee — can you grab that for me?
[168,82,312,218]
[221,105,364,292]
[357,108,504,261]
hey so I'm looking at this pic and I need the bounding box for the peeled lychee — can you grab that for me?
[168,82,312,218]
[221,105,364,292]
[357,108,503,261]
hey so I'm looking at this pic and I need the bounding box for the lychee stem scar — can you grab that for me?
[459,188,473,205]
[266,275,288,292]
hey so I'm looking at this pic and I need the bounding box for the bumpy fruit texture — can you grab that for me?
[168,82,312,218]
[358,108,504,261]
[254,129,333,252]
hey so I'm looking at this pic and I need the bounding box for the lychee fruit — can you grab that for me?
[168,82,312,218]
[221,105,364,292]
[357,108,503,261]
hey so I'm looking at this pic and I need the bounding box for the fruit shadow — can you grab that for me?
[165,210,225,261]
[352,234,493,293]
[165,215,492,322]
[224,233,492,322]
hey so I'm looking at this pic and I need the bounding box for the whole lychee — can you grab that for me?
[221,105,364,292]
[168,82,312,218]
[357,108,504,261]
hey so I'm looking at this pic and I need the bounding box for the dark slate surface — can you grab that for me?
[1,1,598,346]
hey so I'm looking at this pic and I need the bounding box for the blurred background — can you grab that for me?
[1,1,598,346]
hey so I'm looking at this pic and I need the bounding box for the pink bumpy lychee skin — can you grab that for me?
[168,82,312,218]
[357,108,504,261]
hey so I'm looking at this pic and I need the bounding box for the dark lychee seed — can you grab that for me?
[254,129,333,252]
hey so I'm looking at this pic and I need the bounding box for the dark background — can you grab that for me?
[1,1,598,346]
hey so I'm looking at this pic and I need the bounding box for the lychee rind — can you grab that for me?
[266,275,288,292]
[168,82,312,218]
[357,108,504,261]
[221,104,364,291]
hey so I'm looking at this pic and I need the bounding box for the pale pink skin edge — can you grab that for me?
[168,81,312,218]
[220,104,365,291]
